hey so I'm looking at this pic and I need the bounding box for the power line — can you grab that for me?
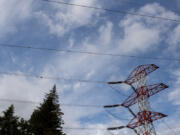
[0,98,129,124]
[0,98,104,108]
[107,130,116,135]
[0,98,128,120]
[63,127,106,130]
[104,108,129,121]
[108,85,128,97]
[112,0,180,14]
[1,43,180,62]
[150,108,178,135]
[0,71,106,84]
[42,0,180,23]
[113,0,145,6]
[0,98,129,127]
[62,104,103,108]
[0,98,39,104]
[162,119,178,135]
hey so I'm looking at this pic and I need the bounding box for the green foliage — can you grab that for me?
[0,105,19,135]
[18,118,31,135]
[29,85,65,135]
[0,85,65,135]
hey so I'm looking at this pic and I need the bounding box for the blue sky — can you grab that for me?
[0,0,180,134]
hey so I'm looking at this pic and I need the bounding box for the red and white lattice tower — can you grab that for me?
[131,64,156,135]
[105,64,168,135]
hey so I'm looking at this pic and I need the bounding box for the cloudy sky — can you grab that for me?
[0,0,180,134]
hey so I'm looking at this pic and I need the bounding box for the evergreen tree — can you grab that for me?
[0,105,19,135]
[29,85,65,135]
[18,118,31,135]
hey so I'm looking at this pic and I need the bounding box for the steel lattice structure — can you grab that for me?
[105,64,168,135]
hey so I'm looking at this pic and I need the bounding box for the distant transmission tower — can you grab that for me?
[105,64,168,135]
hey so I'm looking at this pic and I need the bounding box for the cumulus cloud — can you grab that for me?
[169,69,180,105]
[117,3,179,54]
[37,0,100,36]
[98,22,113,46]
[168,24,180,47]
[119,21,160,53]
[0,73,54,118]
[41,3,180,134]
[0,1,180,135]
[0,0,33,38]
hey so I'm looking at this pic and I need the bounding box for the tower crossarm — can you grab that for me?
[107,126,126,130]
[106,64,168,135]
[104,104,122,108]
[121,83,168,108]
[107,64,159,86]
[147,83,168,97]
[127,111,167,129]
[124,64,159,85]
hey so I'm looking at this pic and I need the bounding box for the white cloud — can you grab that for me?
[0,0,33,38]
[169,88,180,105]
[156,116,180,135]
[98,22,113,46]
[0,2,180,135]
[37,0,100,37]
[50,3,180,134]
[119,22,160,53]
[38,21,120,134]
[0,73,55,118]
[168,24,180,47]
[139,3,178,18]
[169,70,180,105]
[117,3,179,54]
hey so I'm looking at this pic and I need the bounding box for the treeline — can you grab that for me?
[0,85,66,135]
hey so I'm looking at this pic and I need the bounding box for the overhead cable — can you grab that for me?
[0,71,106,84]
[162,119,178,135]
[1,43,180,62]
[112,0,180,13]
[108,85,128,97]
[0,98,104,108]
[42,0,180,23]
[63,127,106,130]
[104,109,129,121]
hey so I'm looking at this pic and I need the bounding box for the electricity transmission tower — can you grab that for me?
[104,64,168,135]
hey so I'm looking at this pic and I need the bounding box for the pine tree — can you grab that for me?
[0,105,20,135]
[29,85,65,135]
[18,118,31,135]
